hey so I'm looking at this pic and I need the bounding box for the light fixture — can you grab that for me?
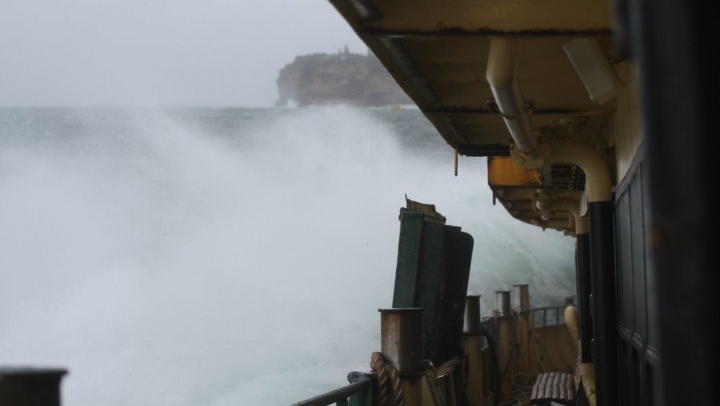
[563,38,624,104]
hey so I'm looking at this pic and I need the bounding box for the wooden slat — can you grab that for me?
[556,373,562,400]
[539,372,549,398]
[531,372,576,404]
[566,372,573,399]
[560,372,569,400]
[531,376,540,399]
[566,373,574,400]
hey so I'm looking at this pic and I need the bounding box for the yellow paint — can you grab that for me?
[419,373,441,406]
[368,0,611,33]
[579,363,597,406]
[494,318,515,397]
[533,325,578,373]
[516,312,531,375]
[564,305,580,355]
[400,378,422,406]
[462,335,486,406]
[488,157,542,186]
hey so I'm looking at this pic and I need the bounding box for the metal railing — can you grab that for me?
[289,372,373,406]
[531,306,566,327]
[288,305,569,406]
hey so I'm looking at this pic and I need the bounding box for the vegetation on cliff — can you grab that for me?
[276,49,411,107]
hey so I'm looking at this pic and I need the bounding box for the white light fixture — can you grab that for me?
[564,38,624,104]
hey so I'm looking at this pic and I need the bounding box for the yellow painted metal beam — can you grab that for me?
[365,0,612,35]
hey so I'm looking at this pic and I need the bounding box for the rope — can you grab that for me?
[494,372,542,406]
[371,352,389,406]
[509,372,535,405]
[389,365,405,406]
[370,352,404,406]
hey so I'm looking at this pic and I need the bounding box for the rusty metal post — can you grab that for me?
[494,291,513,397]
[0,368,67,406]
[512,284,532,375]
[462,295,485,406]
[511,284,529,312]
[495,291,511,316]
[379,308,424,377]
[464,295,482,334]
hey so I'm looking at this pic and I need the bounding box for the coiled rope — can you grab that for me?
[503,372,535,406]
[371,352,404,406]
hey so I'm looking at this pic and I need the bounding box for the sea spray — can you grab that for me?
[0,106,574,406]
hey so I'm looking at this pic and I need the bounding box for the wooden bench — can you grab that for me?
[530,372,576,405]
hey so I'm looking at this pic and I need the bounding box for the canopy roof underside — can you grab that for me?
[329,0,618,233]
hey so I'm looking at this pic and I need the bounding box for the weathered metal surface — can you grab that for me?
[495,291,511,316]
[588,201,618,406]
[379,308,423,376]
[512,284,530,312]
[463,295,481,334]
[359,0,611,33]
[415,219,446,358]
[392,211,424,308]
[576,233,594,363]
[391,202,474,366]
[432,227,473,364]
[364,27,612,38]
[0,368,67,406]
[533,324,578,374]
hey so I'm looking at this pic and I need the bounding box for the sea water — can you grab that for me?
[0,106,574,406]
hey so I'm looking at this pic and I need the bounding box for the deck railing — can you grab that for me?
[289,372,373,406]
[531,305,566,327]
[288,305,570,406]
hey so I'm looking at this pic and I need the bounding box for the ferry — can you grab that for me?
[0,1,712,406]
[284,1,712,406]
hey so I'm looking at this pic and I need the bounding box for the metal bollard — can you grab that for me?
[495,290,511,316]
[512,284,530,312]
[512,284,534,374]
[0,368,67,406]
[463,295,482,334]
[379,308,423,376]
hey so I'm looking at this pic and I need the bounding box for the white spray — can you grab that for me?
[0,107,574,406]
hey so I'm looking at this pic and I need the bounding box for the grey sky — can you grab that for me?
[0,0,366,107]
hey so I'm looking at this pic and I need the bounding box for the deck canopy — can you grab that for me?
[329,0,618,233]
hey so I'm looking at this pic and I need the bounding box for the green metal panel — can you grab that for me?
[434,227,474,364]
[390,207,475,366]
[415,220,446,361]
[392,211,425,308]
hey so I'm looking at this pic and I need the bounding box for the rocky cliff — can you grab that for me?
[276,51,412,107]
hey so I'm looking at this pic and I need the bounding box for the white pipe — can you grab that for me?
[486,38,538,156]
[533,195,588,234]
[547,139,612,203]
[487,38,612,204]
[555,198,588,234]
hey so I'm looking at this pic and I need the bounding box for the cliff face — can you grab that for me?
[276,51,412,107]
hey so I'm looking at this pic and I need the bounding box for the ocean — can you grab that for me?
[0,106,575,406]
